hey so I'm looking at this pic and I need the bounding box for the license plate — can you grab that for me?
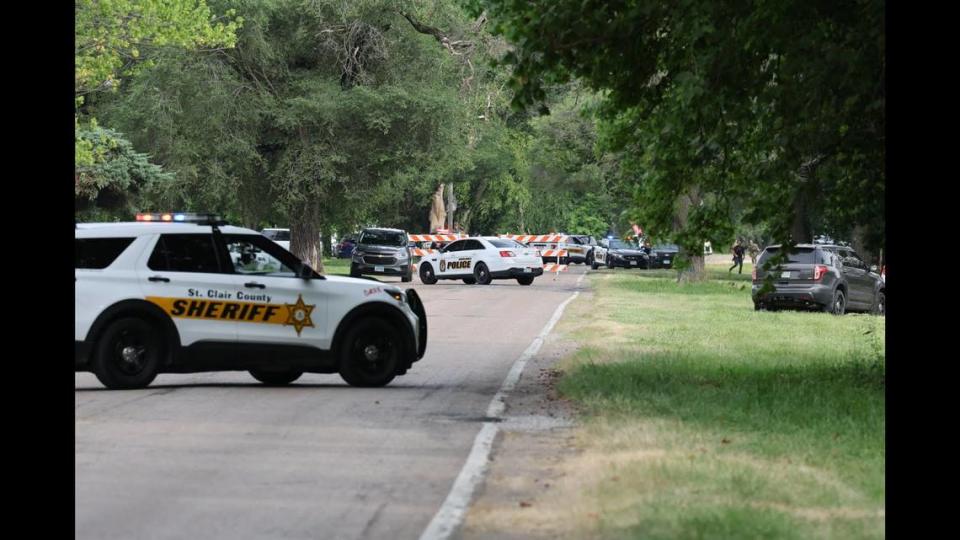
[524,267,531,273]
[663,259,670,264]
[781,271,791,278]
[630,261,637,265]
[375,265,385,272]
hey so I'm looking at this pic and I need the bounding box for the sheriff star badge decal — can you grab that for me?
[284,294,316,336]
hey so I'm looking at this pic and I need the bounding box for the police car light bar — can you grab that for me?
[135,212,226,225]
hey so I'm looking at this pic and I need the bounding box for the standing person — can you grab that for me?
[748,239,761,265]
[729,238,746,274]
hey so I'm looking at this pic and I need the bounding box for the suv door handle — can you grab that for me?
[244,282,266,289]
[148,276,170,283]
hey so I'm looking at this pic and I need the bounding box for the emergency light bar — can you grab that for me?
[135,212,226,225]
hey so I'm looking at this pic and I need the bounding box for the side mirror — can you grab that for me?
[870,265,878,273]
[298,264,314,279]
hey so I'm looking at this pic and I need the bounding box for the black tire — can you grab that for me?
[338,317,401,387]
[92,317,163,390]
[474,262,492,285]
[824,289,846,315]
[349,263,362,278]
[401,267,413,283]
[249,369,303,386]
[591,261,599,270]
[754,302,762,311]
[586,250,595,266]
[517,276,535,285]
[606,255,614,269]
[872,291,885,316]
[462,277,477,285]
[419,262,438,285]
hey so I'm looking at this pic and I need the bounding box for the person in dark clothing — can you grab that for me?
[729,239,746,273]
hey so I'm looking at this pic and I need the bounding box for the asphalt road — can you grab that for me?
[75,265,586,540]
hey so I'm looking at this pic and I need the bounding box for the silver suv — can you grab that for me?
[350,228,413,282]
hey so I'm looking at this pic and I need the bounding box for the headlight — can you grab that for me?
[397,250,410,260]
[387,289,406,303]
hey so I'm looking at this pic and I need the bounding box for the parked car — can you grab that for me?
[565,235,598,265]
[650,243,680,269]
[336,236,357,258]
[752,244,884,315]
[593,238,650,269]
[417,237,543,285]
[350,228,413,282]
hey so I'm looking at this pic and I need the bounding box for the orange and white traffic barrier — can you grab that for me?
[408,234,465,242]
[542,263,569,273]
[498,234,568,244]
[410,248,439,257]
[539,249,567,258]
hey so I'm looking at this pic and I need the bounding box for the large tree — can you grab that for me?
[473,0,885,273]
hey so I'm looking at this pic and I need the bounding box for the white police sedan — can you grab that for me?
[417,237,544,285]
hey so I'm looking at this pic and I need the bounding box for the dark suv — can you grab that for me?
[752,244,885,315]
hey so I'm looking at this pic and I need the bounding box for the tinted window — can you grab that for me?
[443,240,466,252]
[359,230,406,247]
[75,238,135,269]
[148,234,221,273]
[489,239,525,248]
[464,240,484,250]
[758,247,817,265]
[608,240,631,249]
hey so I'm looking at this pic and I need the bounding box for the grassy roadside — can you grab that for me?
[553,264,885,539]
[322,257,351,275]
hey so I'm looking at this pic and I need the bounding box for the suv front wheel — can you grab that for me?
[92,316,163,389]
[339,317,400,387]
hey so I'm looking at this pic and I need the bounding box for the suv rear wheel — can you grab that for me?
[339,317,400,387]
[824,289,846,315]
[92,316,163,389]
[516,276,534,285]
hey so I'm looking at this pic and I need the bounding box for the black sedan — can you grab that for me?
[603,239,651,269]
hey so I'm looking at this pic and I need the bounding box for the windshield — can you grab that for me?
[262,229,290,241]
[359,230,406,247]
[759,247,818,265]
[608,240,632,249]
[489,238,526,248]
[655,244,679,251]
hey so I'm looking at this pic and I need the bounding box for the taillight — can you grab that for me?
[813,265,828,281]
[499,250,516,257]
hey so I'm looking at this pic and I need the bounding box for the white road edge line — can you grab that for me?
[418,270,587,540]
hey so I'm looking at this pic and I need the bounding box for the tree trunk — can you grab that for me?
[676,185,706,282]
[790,154,826,244]
[290,202,325,274]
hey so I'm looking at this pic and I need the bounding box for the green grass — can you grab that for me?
[555,268,885,539]
[321,257,351,275]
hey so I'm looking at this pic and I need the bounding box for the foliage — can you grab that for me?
[75,0,242,96]
[75,125,175,220]
[473,0,885,258]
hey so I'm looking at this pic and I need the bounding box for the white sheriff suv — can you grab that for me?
[76,213,427,390]
[417,236,543,285]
